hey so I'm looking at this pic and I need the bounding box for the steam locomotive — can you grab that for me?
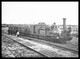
[7,18,72,43]
[7,23,72,43]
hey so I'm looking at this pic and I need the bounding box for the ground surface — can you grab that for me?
[2,35,43,57]
[2,34,78,57]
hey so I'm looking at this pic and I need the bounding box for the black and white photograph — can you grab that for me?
[2,1,78,58]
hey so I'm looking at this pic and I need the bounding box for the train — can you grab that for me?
[7,18,72,43]
[8,25,30,36]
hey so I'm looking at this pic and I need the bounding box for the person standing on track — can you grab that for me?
[16,30,20,37]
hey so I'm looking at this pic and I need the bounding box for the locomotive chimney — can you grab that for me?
[54,22,56,28]
[63,18,66,31]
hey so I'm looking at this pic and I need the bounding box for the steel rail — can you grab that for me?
[2,34,49,57]
[19,35,78,54]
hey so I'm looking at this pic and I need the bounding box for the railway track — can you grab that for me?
[2,33,78,57]
[2,34,59,57]
[19,35,78,54]
[2,34,46,57]
[2,32,78,53]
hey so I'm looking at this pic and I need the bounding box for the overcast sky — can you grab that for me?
[2,2,78,25]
